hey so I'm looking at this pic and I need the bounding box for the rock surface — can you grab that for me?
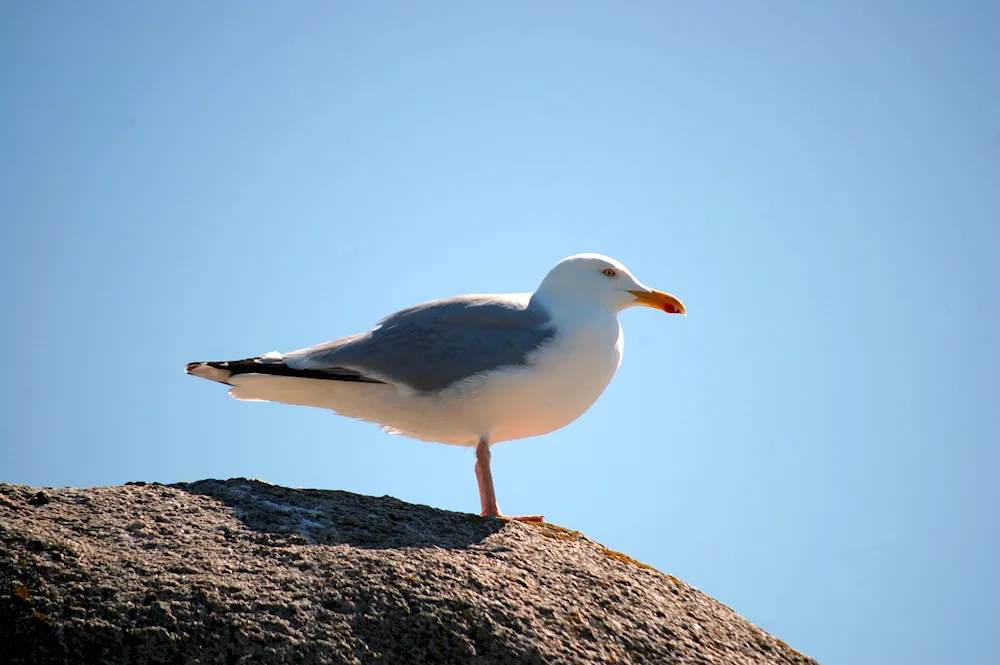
[0,479,817,664]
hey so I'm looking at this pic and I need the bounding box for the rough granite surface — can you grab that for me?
[0,478,818,664]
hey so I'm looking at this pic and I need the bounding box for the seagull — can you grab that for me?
[186,253,685,521]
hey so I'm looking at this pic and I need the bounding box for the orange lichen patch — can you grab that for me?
[775,638,807,658]
[33,611,50,621]
[598,546,660,573]
[528,523,676,579]
[530,523,581,542]
[13,586,29,600]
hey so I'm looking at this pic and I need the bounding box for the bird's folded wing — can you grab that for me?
[283,294,556,393]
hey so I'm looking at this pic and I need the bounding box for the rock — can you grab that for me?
[0,478,817,664]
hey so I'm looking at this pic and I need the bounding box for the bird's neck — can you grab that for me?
[531,290,620,325]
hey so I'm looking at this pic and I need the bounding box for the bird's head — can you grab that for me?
[536,253,686,315]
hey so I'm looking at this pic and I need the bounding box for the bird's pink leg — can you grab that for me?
[475,437,499,516]
[475,437,544,522]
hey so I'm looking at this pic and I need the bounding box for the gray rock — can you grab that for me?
[0,479,817,664]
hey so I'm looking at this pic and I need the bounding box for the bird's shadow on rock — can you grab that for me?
[168,478,505,550]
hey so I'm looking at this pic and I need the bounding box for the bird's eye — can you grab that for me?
[602,268,617,277]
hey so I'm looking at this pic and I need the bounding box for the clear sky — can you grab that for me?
[1,2,996,664]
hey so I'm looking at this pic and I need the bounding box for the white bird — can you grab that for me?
[186,253,686,521]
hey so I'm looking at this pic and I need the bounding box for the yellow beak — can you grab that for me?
[628,289,687,314]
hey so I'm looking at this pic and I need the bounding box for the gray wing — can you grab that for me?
[282,294,557,393]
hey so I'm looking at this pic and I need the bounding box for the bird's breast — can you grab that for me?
[475,315,624,443]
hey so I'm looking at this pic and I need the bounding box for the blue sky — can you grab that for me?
[1,2,997,663]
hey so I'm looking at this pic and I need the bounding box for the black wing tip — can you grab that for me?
[185,360,236,373]
[185,357,386,384]
[185,361,234,385]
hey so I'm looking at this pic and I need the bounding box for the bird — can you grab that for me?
[185,253,686,521]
